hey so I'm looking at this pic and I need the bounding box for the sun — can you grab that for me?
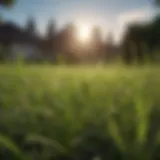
[77,24,91,42]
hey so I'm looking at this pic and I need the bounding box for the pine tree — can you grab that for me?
[46,19,56,40]
[91,26,102,44]
[90,26,103,61]
[106,32,114,46]
[25,17,37,37]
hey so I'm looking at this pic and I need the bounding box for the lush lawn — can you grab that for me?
[0,64,159,160]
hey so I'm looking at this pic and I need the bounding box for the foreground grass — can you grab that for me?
[0,64,159,160]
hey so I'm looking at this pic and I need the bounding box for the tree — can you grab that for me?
[149,15,160,53]
[104,32,115,59]
[62,23,78,63]
[46,19,56,40]
[121,0,160,64]
[0,0,15,62]
[91,26,102,44]
[156,0,160,6]
[121,18,160,64]
[44,19,56,62]
[121,23,150,64]
[106,32,114,47]
[0,0,14,7]
[25,17,37,37]
[90,26,103,61]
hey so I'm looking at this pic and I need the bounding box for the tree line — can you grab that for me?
[121,15,160,64]
[0,0,159,64]
[0,15,117,64]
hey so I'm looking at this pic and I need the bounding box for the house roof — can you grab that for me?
[0,22,38,45]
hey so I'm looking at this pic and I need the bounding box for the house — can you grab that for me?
[0,22,42,61]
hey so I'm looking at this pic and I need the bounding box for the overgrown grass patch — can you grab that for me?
[0,65,159,160]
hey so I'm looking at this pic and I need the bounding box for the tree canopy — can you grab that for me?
[156,0,160,6]
[46,19,56,40]
[25,17,37,37]
[0,0,14,7]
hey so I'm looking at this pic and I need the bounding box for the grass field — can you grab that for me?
[0,64,159,160]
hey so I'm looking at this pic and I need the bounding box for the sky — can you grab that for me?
[0,0,159,42]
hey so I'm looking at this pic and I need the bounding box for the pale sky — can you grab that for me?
[1,0,159,42]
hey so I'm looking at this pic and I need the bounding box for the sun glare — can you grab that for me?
[77,24,91,42]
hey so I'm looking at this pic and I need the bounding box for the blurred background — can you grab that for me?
[0,0,159,64]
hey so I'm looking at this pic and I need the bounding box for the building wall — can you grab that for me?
[9,43,41,60]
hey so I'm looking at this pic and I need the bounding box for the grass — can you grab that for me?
[0,64,159,160]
